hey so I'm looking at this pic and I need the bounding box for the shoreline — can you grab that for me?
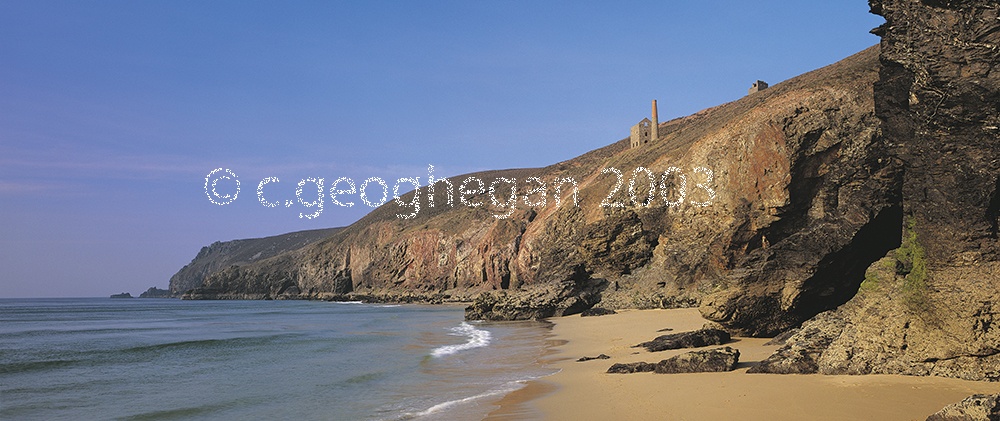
[502,308,1000,421]
[481,334,566,420]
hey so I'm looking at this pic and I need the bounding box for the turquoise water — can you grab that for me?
[0,298,556,420]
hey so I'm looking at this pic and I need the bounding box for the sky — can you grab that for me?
[0,1,885,298]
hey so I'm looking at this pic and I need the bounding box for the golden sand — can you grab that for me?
[488,308,1000,421]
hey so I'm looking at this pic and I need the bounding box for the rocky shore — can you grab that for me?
[738,0,1000,383]
[181,44,887,317]
[532,309,1000,421]
[169,0,999,391]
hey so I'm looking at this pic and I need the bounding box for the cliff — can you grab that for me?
[138,287,171,298]
[186,43,896,332]
[174,0,1000,384]
[169,227,342,296]
[750,0,1000,381]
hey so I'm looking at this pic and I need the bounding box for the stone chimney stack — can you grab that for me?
[651,99,659,141]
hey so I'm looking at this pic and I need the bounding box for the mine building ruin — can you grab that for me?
[630,100,659,149]
[749,80,768,94]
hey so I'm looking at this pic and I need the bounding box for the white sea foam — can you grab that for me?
[430,322,491,358]
[403,380,524,419]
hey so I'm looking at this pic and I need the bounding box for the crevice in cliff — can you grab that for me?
[922,348,1000,364]
[500,266,511,290]
[275,278,298,296]
[794,204,904,320]
[873,59,916,142]
[724,200,757,267]
[339,250,354,294]
[986,175,1000,239]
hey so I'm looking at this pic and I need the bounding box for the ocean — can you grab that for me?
[0,298,558,420]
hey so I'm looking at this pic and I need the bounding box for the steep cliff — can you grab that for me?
[751,0,1000,381]
[138,287,171,298]
[174,0,1000,383]
[187,44,895,332]
[169,227,341,296]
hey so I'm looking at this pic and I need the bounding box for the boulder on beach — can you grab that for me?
[634,328,731,352]
[607,346,740,374]
[926,393,1000,421]
[654,346,740,374]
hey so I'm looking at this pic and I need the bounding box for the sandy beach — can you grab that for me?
[501,308,1000,421]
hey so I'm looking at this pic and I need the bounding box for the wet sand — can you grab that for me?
[498,308,1000,421]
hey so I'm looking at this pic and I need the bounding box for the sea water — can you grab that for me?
[0,298,557,420]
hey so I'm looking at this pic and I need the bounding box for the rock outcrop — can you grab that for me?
[634,328,731,352]
[654,346,740,374]
[173,0,1000,383]
[607,361,658,374]
[751,0,1000,381]
[464,278,603,320]
[138,287,171,298]
[753,249,1000,380]
[748,310,845,374]
[186,43,892,329]
[577,354,611,362]
[926,394,1000,421]
[607,347,740,374]
[171,227,341,296]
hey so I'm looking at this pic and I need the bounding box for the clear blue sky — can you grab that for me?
[0,1,884,298]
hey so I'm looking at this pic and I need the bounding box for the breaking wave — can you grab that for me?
[430,322,491,358]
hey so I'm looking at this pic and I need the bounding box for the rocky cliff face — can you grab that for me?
[177,0,999,383]
[170,227,341,296]
[187,45,895,332]
[750,0,1000,381]
[138,287,171,298]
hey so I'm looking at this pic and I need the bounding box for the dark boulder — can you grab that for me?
[654,346,740,374]
[607,347,741,374]
[926,394,1000,421]
[748,310,844,374]
[634,328,731,352]
[607,362,657,374]
[464,277,603,321]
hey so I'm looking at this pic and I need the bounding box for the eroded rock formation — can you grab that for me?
[607,347,740,374]
[187,44,894,331]
[751,0,1000,381]
[171,227,341,296]
[179,0,1000,383]
[138,287,171,298]
[654,346,740,374]
[633,328,731,352]
[926,393,1000,421]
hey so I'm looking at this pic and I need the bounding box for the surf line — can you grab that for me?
[430,322,491,358]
